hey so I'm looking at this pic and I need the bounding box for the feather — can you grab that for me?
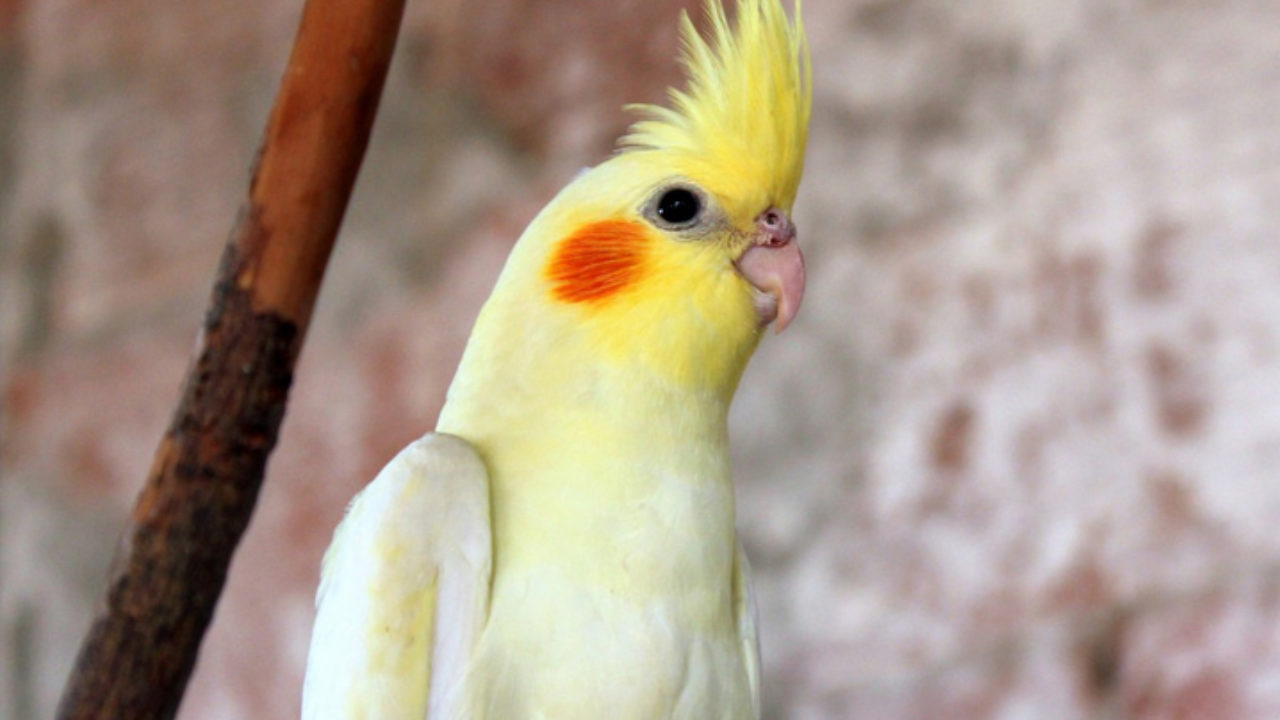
[621,0,812,214]
[302,434,491,720]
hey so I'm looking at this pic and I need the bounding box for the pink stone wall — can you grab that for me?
[3,1,1280,718]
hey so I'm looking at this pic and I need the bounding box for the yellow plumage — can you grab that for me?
[623,0,811,221]
[302,1,811,718]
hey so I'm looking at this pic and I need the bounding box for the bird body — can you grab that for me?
[302,0,810,717]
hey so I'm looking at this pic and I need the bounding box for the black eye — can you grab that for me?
[655,188,701,225]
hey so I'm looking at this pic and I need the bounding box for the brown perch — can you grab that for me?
[55,0,407,717]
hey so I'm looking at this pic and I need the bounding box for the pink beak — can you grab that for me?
[734,207,806,333]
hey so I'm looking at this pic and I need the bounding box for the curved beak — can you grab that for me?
[734,207,806,333]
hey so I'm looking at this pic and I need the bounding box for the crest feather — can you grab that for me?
[621,0,812,214]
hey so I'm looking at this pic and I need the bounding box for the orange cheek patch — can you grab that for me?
[545,219,651,304]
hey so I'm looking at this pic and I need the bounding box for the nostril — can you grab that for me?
[756,207,795,247]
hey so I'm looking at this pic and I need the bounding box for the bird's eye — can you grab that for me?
[655,188,701,225]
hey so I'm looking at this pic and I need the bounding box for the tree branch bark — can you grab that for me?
[55,0,407,717]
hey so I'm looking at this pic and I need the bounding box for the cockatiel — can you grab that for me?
[301,0,810,717]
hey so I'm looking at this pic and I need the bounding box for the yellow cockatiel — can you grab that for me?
[301,0,811,717]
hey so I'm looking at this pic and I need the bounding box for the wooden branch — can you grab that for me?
[55,0,407,717]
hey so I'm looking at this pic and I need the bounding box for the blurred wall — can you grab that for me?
[3,0,1280,718]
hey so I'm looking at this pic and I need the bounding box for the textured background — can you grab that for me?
[3,0,1280,718]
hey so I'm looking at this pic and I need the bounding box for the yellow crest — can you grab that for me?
[621,0,812,216]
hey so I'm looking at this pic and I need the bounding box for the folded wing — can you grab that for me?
[735,541,762,718]
[302,433,492,720]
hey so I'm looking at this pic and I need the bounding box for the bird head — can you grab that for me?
[447,0,811,414]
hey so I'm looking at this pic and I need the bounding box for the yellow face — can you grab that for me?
[531,152,793,397]
[465,0,811,401]
[440,0,809,442]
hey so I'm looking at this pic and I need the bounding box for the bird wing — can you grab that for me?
[734,540,762,717]
[301,433,492,720]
